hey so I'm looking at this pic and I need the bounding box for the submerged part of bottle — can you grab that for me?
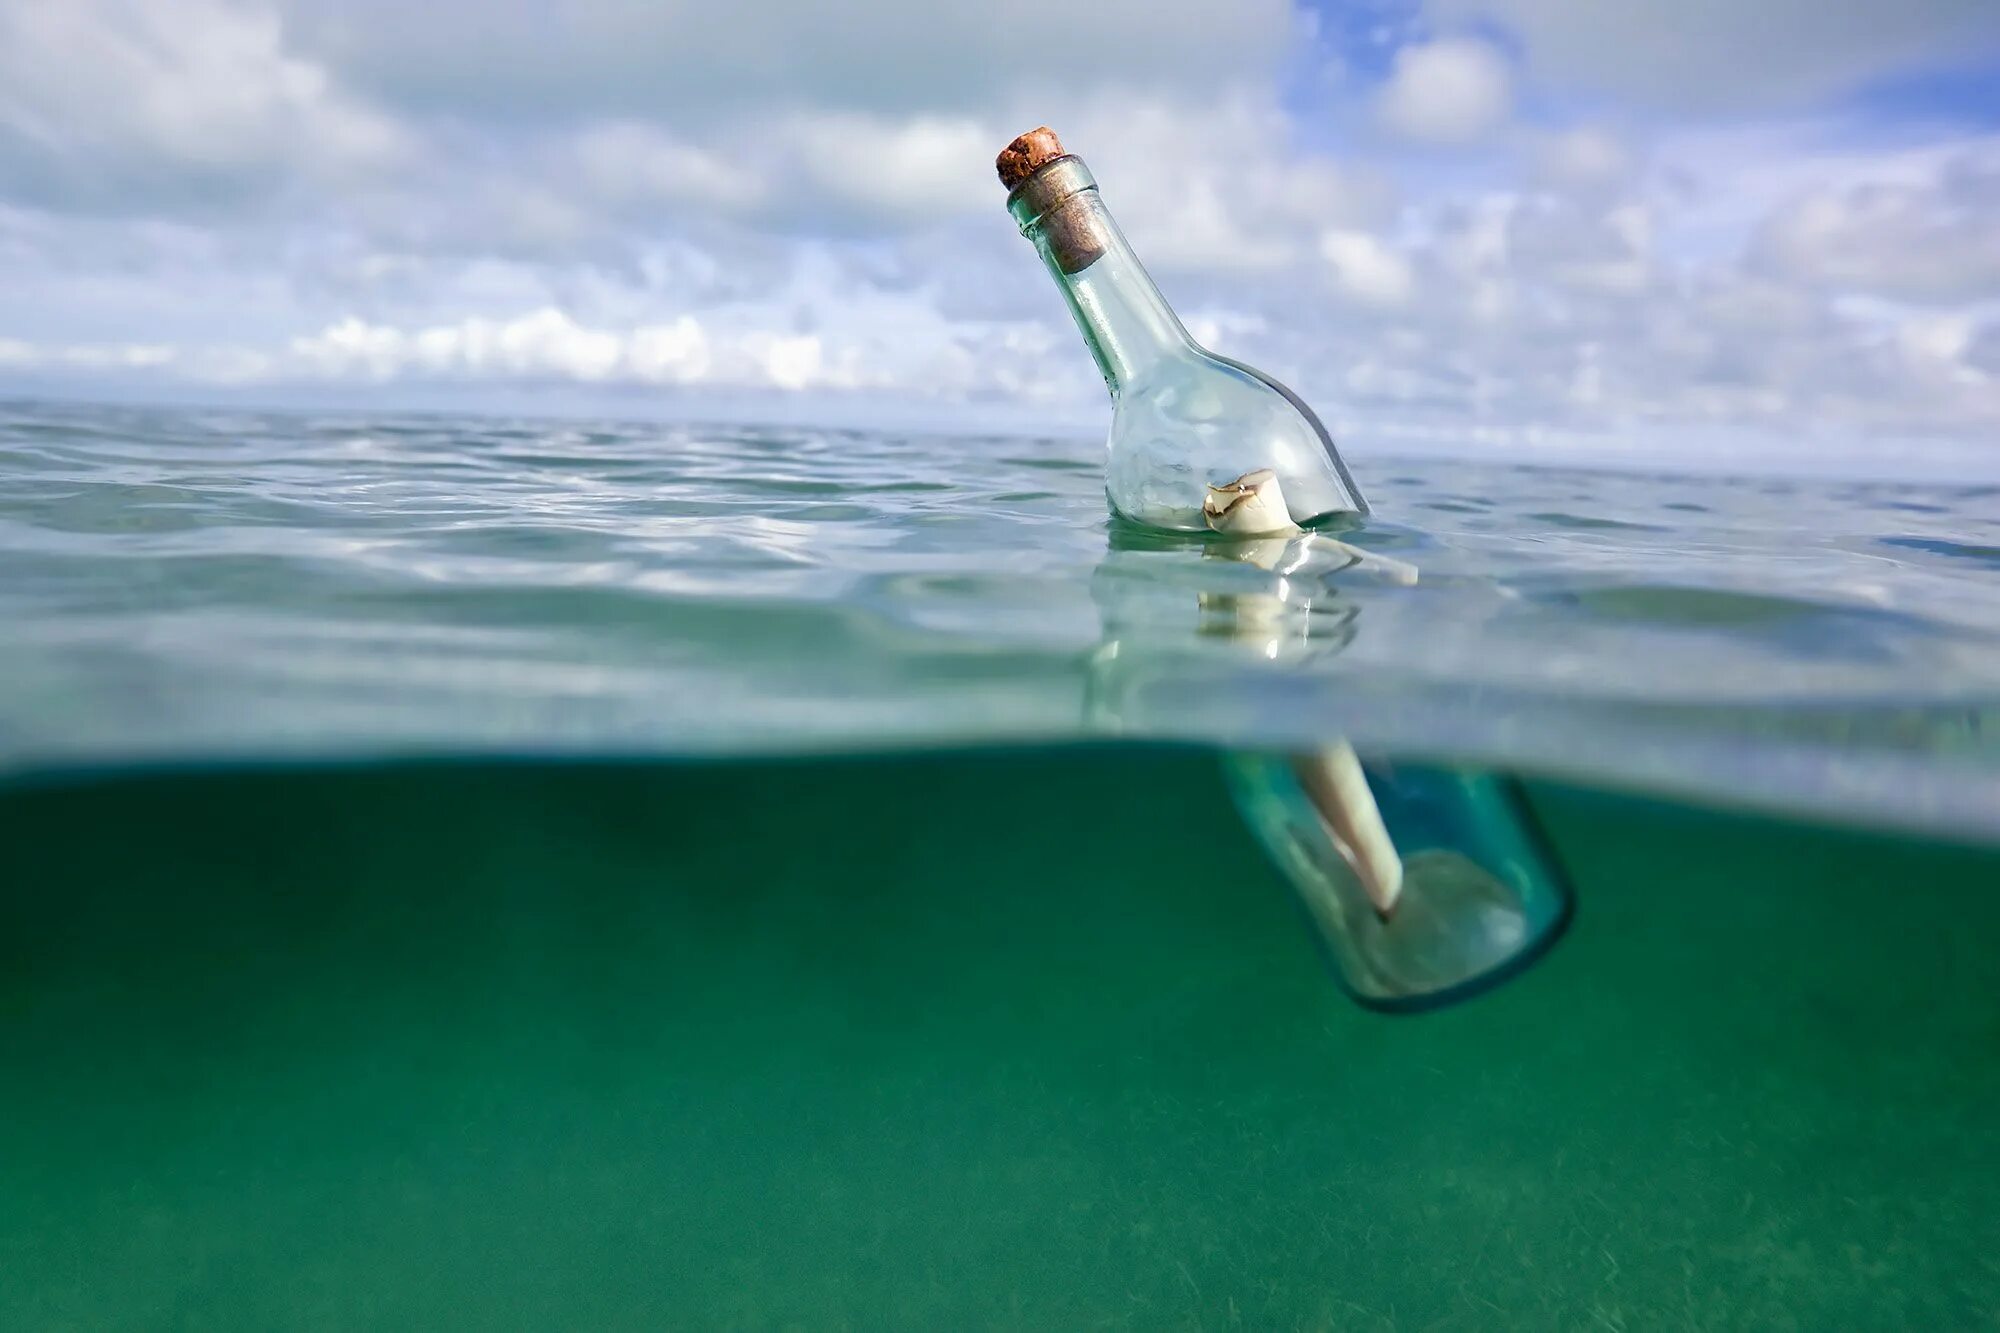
[998,127,1367,533]
[1083,523,1561,1012]
[1224,753,1574,1012]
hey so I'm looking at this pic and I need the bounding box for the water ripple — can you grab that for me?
[2,399,1999,835]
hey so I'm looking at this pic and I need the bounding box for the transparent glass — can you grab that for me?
[1223,753,1574,1012]
[1015,179,1365,532]
[1084,528,1573,1012]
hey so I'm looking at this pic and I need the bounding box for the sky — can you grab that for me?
[1,0,1998,469]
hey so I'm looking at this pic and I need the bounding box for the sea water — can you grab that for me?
[2,398,1998,1325]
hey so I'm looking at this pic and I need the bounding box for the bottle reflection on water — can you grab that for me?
[1088,527,1572,1012]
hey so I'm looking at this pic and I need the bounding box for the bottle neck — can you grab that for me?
[1009,159,1191,396]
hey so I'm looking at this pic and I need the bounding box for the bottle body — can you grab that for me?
[1223,752,1574,1012]
[1008,152,1365,532]
[1107,349,1359,531]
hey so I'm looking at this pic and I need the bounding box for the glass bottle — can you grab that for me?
[998,127,1366,534]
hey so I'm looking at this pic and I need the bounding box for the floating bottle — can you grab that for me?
[997,127,1366,534]
[1011,126,1571,1008]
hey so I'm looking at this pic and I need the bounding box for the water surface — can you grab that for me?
[4,398,1997,838]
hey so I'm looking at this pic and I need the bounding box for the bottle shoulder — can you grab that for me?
[1111,353,1316,436]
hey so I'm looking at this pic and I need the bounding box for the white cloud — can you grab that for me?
[1531,127,1637,197]
[1430,0,2000,112]
[0,260,1098,405]
[572,124,770,216]
[1056,96,1397,277]
[1506,198,1654,296]
[1374,38,1514,145]
[0,0,1997,469]
[0,337,176,370]
[1318,230,1416,306]
[788,115,996,226]
[0,0,405,210]
[275,0,1296,121]
[747,333,826,392]
[283,310,874,392]
[569,113,996,232]
[1898,311,1976,368]
[1749,145,2000,303]
[293,310,658,383]
[1968,323,2000,378]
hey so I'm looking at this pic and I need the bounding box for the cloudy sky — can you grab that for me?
[1,0,1998,468]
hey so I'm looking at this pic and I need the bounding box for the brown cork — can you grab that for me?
[1041,195,1106,274]
[996,126,1067,191]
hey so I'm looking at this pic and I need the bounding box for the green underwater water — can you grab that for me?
[4,746,1997,1329]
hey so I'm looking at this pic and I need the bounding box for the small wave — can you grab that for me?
[1879,536,2000,569]
[1526,511,1668,532]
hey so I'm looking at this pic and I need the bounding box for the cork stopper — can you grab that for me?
[996,127,1067,191]
[997,127,1105,274]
